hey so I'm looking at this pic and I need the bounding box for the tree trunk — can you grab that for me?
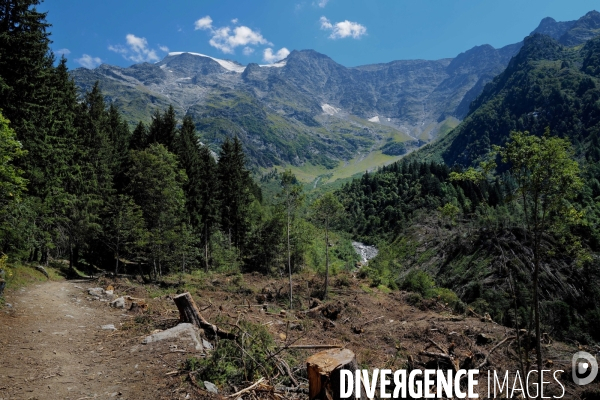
[40,246,47,265]
[534,236,542,388]
[115,251,120,276]
[173,292,236,340]
[204,225,209,273]
[307,348,367,400]
[287,208,293,309]
[73,244,79,270]
[324,222,329,300]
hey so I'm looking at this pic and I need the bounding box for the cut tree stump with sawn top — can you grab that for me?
[172,292,236,340]
[307,348,367,399]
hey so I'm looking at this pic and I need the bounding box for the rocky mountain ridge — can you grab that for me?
[71,11,600,171]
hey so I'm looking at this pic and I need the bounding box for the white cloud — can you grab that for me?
[317,0,329,7]
[263,47,290,63]
[76,54,102,69]
[159,45,170,52]
[320,16,366,39]
[320,16,333,29]
[108,34,160,63]
[54,48,70,57]
[243,46,255,56]
[195,16,270,54]
[194,15,213,30]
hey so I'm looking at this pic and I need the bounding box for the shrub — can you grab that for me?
[401,270,436,297]
[432,287,460,308]
[405,292,423,306]
[185,321,275,387]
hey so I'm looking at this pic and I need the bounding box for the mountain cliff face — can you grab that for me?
[71,11,600,170]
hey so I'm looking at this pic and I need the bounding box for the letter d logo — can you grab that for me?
[572,351,598,385]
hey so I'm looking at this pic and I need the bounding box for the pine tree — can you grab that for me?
[0,0,53,144]
[130,121,148,150]
[126,144,187,278]
[106,103,131,191]
[176,115,202,228]
[217,137,253,249]
[148,105,177,152]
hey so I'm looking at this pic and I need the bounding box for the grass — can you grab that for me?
[283,151,405,186]
[2,262,62,292]
[437,117,460,137]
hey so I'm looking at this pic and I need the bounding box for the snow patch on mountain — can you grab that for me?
[368,116,380,123]
[259,60,287,68]
[168,52,246,73]
[321,104,341,115]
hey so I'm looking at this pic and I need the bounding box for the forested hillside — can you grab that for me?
[418,31,600,167]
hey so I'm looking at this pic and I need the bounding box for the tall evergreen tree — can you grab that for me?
[106,103,131,190]
[0,0,53,143]
[148,105,177,152]
[310,192,345,299]
[217,137,253,249]
[176,115,203,228]
[130,121,148,151]
[126,143,187,278]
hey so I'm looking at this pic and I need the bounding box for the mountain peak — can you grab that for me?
[531,16,575,40]
[558,10,600,46]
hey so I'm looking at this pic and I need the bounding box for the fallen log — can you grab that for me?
[173,292,236,340]
[306,348,367,400]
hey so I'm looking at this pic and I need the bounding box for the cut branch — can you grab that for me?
[476,336,516,369]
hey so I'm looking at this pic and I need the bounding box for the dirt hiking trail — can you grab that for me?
[0,281,187,400]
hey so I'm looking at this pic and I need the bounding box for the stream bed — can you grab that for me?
[352,241,378,264]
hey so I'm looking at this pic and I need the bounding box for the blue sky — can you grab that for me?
[41,0,598,70]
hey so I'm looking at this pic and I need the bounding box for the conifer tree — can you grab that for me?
[126,144,186,278]
[148,105,177,152]
[0,0,53,143]
[217,137,253,249]
[130,121,148,151]
[176,115,203,228]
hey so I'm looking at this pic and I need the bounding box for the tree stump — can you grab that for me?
[307,348,367,399]
[172,292,236,340]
